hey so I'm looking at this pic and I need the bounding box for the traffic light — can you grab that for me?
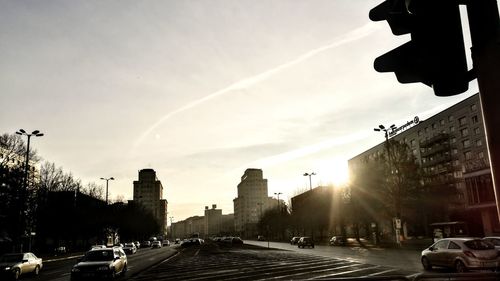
[370,0,470,96]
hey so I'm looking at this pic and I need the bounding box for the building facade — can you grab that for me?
[132,169,168,236]
[233,168,277,238]
[349,93,498,236]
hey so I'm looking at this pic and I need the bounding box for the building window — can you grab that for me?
[432,123,437,129]
[441,130,446,134]
[472,115,479,124]
[459,116,467,126]
[450,126,455,132]
[476,139,483,147]
[453,148,458,155]
[425,127,430,133]
[464,151,473,160]
[475,127,481,135]
[449,115,454,122]
[471,104,477,112]
[451,137,456,144]
[453,159,460,166]
[461,128,469,137]
[479,151,485,159]
[440,119,445,125]
[463,139,471,148]
[418,130,422,136]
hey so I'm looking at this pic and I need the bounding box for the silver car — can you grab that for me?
[421,237,499,272]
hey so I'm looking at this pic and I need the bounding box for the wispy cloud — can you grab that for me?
[133,22,382,149]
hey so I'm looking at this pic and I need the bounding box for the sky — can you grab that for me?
[0,0,484,222]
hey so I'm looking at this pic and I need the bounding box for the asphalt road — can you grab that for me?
[22,246,177,281]
[245,240,424,272]
[129,242,420,280]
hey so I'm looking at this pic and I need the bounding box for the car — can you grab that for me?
[483,236,500,251]
[329,235,347,246]
[290,237,300,245]
[151,241,162,248]
[421,237,499,272]
[181,238,203,247]
[0,252,43,280]
[257,235,265,241]
[134,241,141,249]
[90,245,107,250]
[175,238,181,244]
[71,247,127,280]
[123,243,137,254]
[142,241,151,247]
[162,240,171,247]
[297,237,315,248]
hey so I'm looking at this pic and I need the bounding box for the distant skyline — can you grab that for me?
[0,1,483,221]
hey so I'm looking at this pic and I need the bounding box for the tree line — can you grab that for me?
[0,133,160,254]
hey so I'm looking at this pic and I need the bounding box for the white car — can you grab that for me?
[151,241,162,248]
[123,243,137,254]
[0,252,43,280]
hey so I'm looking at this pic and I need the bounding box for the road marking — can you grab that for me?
[194,249,200,256]
[306,265,381,279]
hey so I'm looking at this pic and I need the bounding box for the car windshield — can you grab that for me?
[0,254,23,262]
[82,251,114,262]
[465,240,495,250]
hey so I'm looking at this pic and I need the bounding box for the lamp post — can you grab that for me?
[374,124,401,246]
[100,177,115,205]
[169,216,174,239]
[274,192,282,210]
[15,129,44,252]
[303,172,316,190]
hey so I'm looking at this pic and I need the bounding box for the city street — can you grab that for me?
[129,242,420,280]
[22,246,177,281]
[245,240,425,273]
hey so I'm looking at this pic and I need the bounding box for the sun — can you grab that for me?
[316,159,349,186]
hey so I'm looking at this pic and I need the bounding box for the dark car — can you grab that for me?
[329,235,346,246]
[0,252,43,280]
[298,237,315,248]
[71,247,127,280]
[290,237,300,245]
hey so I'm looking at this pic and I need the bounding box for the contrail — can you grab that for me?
[133,22,381,148]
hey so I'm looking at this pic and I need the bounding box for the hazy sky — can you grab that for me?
[0,1,482,221]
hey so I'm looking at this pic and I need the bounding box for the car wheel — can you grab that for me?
[12,268,20,280]
[455,260,467,273]
[122,264,127,275]
[312,245,315,248]
[421,257,432,270]
[34,265,40,276]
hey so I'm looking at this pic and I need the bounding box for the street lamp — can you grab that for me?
[100,177,115,205]
[374,123,401,246]
[303,172,316,190]
[169,216,174,239]
[274,192,282,210]
[15,129,44,251]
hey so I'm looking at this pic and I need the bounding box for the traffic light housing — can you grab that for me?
[370,0,470,96]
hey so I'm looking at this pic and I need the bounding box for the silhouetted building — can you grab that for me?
[132,169,168,236]
[233,168,276,238]
[349,93,497,236]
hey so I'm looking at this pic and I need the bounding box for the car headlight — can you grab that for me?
[4,267,11,271]
[97,266,110,271]
[71,267,80,273]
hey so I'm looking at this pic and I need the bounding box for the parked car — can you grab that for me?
[71,247,127,280]
[297,237,315,248]
[329,235,347,246]
[142,241,151,247]
[181,238,203,247]
[257,235,265,241]
[151,241,162,248]
[421,237,499,272]
[290,237,300,245]
[483,237,500,251]
[162,240,171,247]
[134,241,141,249]
[0,252,43,280]
[123,243,137,254]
